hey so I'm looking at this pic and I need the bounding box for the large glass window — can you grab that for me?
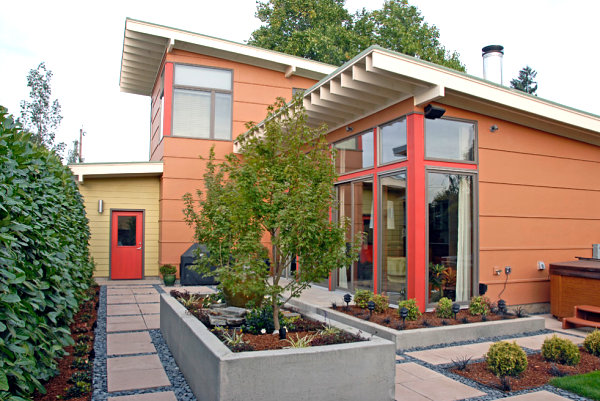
[379,118,407,164]
[172,65,232,140]
[380,173,407,304]
[427,172,474,303]
[334,130,374,174]
[425,119,475,161]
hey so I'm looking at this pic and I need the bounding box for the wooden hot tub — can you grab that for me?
[550,259,600,319]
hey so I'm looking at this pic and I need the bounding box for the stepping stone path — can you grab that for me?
[105,284,177,400]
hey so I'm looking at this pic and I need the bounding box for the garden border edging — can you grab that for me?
[287,298,546,351]
[160,294,396,401]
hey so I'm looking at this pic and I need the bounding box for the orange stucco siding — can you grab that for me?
[153,50,320,268]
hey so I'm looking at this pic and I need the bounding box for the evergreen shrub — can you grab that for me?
[541,335,580,366]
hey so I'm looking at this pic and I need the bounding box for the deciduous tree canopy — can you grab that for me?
[249,0,465,71]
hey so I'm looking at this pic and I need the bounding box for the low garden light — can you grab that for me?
[452,303,461,320]
[279,326,287,340]
[343,293,352,310]
[367,300,375,319]
[400,307,408,327]
[498,299,507,315]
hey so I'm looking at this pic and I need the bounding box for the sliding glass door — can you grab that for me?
[427,171,475,304]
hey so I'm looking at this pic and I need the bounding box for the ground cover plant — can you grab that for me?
[453,333,600,392]
[334,292,514,330]
[172,290,364,352]
[184,95,361,330]
[551,370,600,400]
[0,106,95,400]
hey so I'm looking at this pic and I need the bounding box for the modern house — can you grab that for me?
[70,18,600,312]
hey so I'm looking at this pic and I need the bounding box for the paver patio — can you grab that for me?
[98,282,594,401]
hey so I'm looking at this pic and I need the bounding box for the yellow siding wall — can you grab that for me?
[78,177,160,278]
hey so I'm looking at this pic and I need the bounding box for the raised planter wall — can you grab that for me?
[288,298,546,351]
[160,294,396,401]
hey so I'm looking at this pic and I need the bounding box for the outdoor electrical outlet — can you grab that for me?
[505,266,512,275]
[537,261,546,270]
[494,267,501,276]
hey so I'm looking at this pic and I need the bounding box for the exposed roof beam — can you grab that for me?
[122,52,162,68]
[123,44,164,59]
[167,38,175,53]
[319,85,374,109]
[124,36,167,53]
[340,72,399,99]
[310,92,365,115]
[304,99,355,120]
[365,54,429,88]
[285,65,296,78]
[414,85,445,106]
[125,29,170,46]
[330,78,387,105]
[305,109,346,126]
[351,64,416,93]
[120,67,157,80]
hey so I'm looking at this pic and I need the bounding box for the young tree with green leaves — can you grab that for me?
[67,139,80,164]
[510,65,538,95]
[184,95,361,330]
[20,62,65,154]
[249,0,465,71]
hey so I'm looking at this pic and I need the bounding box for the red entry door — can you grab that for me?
[111,211,143,279]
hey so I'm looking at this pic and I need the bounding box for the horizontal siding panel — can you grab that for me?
[480,182,600,219]
[480,148,600,191]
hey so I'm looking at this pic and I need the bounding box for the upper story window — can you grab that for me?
[379,117,407,165]
[425,118,476,162]
[334,130,374,175]
[172,64,233,140]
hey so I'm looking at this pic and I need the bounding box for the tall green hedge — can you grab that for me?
[0,106,94,399]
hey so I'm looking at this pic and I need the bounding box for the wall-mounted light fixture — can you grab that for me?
[98,199,104,214]
[490,125,499,132]
[346,126,353,132]
[424,104,446,119]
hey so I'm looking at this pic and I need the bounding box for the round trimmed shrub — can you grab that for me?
[435,297,453,318]
[398,298,421,321]
[486,341,528,377]
[353,289,372,309]
[583,330,600,356]
[372,294,389,313]
[541,335,580,366]
[469,296,490,316]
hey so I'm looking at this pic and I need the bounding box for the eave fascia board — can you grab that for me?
[69,161,164,181]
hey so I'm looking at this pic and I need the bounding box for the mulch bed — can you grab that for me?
[333,305,514,330]
[452,348,600,392]
[33,284,99,401]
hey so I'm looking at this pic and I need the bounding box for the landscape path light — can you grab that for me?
[367,300,375,319]
[452,303,461,320]
[399,307,408,328]
[343,293,351,310]
[498,299,507,315]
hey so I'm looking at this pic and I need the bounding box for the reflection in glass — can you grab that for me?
[380,173,407,304]
[336,183,352,289]
[174,65,232,91]
[117,216,136,246]
[353,181,373,291]
[379,118,407,164]
[427,172,473,303]
[425,119,475,161]
[334,130,374,174]
[214,93,232,140]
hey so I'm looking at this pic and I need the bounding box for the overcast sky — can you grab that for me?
[1,0,598,163]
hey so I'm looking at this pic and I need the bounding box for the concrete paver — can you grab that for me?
[107,368,170,392]
[131,288,158,295]
[108,392,178,401]
[143,314,160,330]
[107,332,155,355]
[107,304,141,316]
[135,294,160,303]
[395,384,431,401]
[138,303,160,314]
[406,377,486,401]
[107,315,147,333]
[107,288,134,296]
[107,295,137,305]
[108,354,165,372]
[494,390,573,400]
[406,341,493,365]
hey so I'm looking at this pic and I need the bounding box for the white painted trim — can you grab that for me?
[69,162,163,181]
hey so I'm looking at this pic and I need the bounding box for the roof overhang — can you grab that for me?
[120,18,336,96]
[69,162,163,183]
[300,47,600,146]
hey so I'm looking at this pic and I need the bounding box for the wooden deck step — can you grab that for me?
[563,316,600,329]
[575,305,600,314]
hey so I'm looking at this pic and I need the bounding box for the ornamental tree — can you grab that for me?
[184,95,361,330]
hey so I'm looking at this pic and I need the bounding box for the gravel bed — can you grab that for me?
[92,285,108,401]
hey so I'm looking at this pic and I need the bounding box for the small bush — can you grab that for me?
[372,294,389,313]
[71,357,91,371]
[398,298,421,321]
[353,289,373,309]
[436,297,453,318]
[243,304,283,335]
[469,296,490,316]
[583,330,600,357]
[542,335,580,366]
[486,341,528,378]
[74,342,91,357]
[63,381,91,399]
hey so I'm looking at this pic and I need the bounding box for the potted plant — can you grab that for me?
[160,264,177,286]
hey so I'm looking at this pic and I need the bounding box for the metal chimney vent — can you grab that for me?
[482,45,504,85]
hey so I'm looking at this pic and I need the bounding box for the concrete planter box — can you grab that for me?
[288,298,546,351]
[160,294,395,401]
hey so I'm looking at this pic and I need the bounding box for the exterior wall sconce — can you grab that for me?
[490,125,499,132]
[424,104,446,119]
[98,199,104,214]
[346,126,353,132]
